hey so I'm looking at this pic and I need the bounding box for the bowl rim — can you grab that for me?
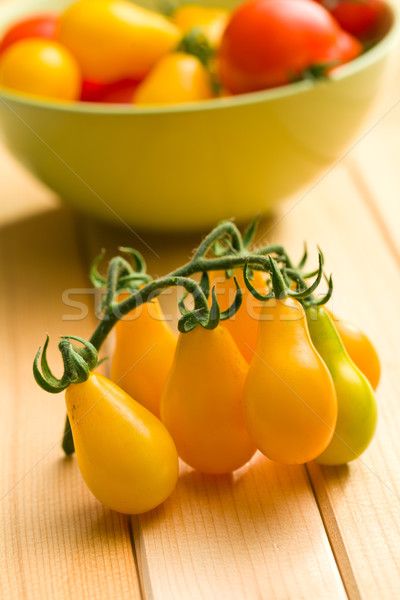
[0,0,399,115]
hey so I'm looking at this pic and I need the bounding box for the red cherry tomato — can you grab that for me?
[218,0,362,94]
[322,0,391,42]
[0,15,58,54]
[80,78,139,103]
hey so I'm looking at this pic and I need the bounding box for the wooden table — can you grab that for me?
[1,50,400,600]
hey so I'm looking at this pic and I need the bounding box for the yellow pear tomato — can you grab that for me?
[244,297,337,464]
[57,0,180,83]
[172,4,230,47]
[306,307,378,465]
[327,309,381,390]
[161,325,256,474]
[133,52,214,105]
[66,372,179,514]
[209,268,266,362]
[111,295,176,418]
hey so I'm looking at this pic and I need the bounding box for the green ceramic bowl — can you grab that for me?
[0,0,398,230]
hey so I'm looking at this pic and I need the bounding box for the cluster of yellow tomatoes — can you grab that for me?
[0,0,388,104]
[47,249,380,515]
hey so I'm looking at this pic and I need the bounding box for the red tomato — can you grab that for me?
[0,15,58,54]
[322,0,391,42]
[218,0,362,94]
[80,78,139,103]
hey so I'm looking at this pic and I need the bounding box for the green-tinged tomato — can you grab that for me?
[306,307,377,465]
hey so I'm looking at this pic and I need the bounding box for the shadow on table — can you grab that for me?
[141,453,316,531]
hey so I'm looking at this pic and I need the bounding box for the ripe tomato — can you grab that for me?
[172,4,230,47]
[244,297,337,464]
[66,372,178,514]
[161,325,256,474]
[218,0,362,94]
[327,310,381,389]
[324,0,390,42]
[110,294,177,417]
[209,268,266,363]
[57,0,180,83]
[133,52,214,105]
[0,38,81,101]
[306,307,377,465]
[0,14,58,54]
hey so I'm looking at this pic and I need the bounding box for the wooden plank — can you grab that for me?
[133,460,345,600]
[259,164,400,599]
[0,209,140,600]
[346,50,400,260]
[349,115,400,260]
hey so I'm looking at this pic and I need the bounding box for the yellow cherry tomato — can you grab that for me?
[306,307,378,465]
[57,0,180,83]
[111,295,177,418]
[172,5,229,47]
[133,52,214,105]
[66,372,179,514]
[244,297,337,464]
[0,38,81,101]
[161,324,256,474]
[327,310,381,390]
[209,268,266,363]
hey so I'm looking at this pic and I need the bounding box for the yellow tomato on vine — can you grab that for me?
[161,324,256,474]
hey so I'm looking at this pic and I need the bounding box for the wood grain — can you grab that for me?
[133,460,345,600]
[0,210,140,600]
[349,50,400,260]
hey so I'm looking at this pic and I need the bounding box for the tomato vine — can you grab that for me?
[33,218,331,455]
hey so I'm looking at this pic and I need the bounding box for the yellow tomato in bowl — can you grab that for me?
[57,0,181,83]
[0,37,81,100]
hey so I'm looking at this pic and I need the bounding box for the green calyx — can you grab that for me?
[283,246,333,307]
[176,27,223,95]
[242,250,326,303]
[177,27,215,67]
[176,275,243,332]
[33,335,98,394]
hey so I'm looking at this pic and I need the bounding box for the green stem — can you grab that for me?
[192,221,243,260]
[88,252,278,351]
[57,213,290,457]
[61,247,280,455]
[62,414,75,456]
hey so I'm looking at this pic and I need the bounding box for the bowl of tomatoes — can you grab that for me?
[0,0,397,230]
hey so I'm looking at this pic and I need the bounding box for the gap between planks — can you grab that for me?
[305,466,361,600]
[71,212,146,595]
